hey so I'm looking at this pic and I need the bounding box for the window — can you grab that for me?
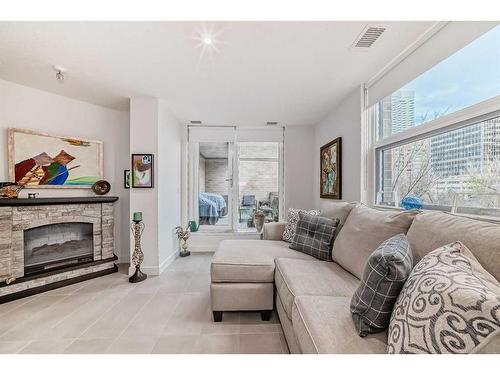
[378,25,500,139]
[370,26,500,217]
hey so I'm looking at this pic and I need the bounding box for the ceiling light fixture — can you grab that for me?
[53,65,66,83]
[202,36,213,45]
[193,23,225,61]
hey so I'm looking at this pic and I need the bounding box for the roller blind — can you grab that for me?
[236,127,284,142]
[189,126,284,143]
[367,22,497,107]
[188,126,235,143]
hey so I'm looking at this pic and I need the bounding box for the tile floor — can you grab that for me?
[0,253,288,354]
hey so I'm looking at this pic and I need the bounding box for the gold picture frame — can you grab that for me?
[320,137,342,199]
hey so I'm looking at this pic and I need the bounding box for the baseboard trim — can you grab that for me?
[159,251,176,274]
[134,251,177,276]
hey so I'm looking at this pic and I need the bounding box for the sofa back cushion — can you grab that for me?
[320,201,356,225]
[332,205,418,279]
[406,211,500,281]
[320,201,357,241]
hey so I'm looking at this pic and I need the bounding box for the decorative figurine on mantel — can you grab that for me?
[175,225,191,257]
[129,211,147,283]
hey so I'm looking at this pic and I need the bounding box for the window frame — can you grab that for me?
[366,94,500,211]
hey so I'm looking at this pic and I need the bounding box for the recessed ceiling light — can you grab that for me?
[202,36,213,45]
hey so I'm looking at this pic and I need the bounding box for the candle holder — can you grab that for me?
[130,218,147,283]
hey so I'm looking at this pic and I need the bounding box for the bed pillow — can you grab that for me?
[282,208,321,243]
[388,241,500,354]
[289,212,339,261]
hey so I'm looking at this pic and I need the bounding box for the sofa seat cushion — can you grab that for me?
[275,258,359,320]
[292,296,387,354]
[211,240,317,283]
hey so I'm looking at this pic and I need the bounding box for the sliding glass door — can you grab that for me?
[236,142,281,231]
[188,126,283,233]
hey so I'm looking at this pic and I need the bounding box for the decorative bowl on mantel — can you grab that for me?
[0,182,23,199]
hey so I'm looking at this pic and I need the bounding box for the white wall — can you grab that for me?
[314,87,362,210]
[157,99,182,271]
[129,97,182,274]
[284,126,315,211]
[129,98,159,273]
[0,79,130,262]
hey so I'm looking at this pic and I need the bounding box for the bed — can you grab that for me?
[199,192,227,225]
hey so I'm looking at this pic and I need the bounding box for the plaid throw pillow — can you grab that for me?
[289,212,339,261]
[282,208,321,243]
[350,233,413,337]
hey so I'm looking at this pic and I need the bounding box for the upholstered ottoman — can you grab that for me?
[210,236,316,322]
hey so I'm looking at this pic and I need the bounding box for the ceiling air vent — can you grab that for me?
[353,25,386,48]
[190,120,202,125]
[266,121,278,126]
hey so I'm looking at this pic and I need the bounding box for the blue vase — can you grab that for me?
[401,196,423,210]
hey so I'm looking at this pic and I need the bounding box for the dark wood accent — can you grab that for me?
[0,196,118,207]
[0,264,118,304]
[213,311,223,322]
[261,310,272,321]
[0,255,117,288]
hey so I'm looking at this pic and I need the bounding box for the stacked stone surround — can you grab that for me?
[0,201,116,299]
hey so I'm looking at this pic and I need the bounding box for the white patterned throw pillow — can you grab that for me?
[388,241,500,354]
[282,208,321,243]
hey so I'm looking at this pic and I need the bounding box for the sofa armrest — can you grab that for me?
[262,222,287,241]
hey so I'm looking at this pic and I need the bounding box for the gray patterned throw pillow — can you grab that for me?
[388,241,500,354]
[282,208,321,243]
[350,234,413,337]
[289,212,339,261]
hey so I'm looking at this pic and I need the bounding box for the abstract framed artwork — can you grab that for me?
[124,170,130,189]
[131,154,154,188]
[8,128,103,189]
[320,137,342,199]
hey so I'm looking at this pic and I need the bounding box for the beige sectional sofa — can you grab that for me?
[210,202,500,353]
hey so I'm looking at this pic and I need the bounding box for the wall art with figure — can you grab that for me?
[320,137,341,199]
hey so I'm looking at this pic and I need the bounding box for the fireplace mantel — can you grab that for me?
[0,196,118,207]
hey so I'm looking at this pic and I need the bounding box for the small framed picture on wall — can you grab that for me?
[131,154,154,188]
[124,170,130,189]
[320,137,342,199]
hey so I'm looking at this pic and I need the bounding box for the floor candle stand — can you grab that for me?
[129,218,147,283]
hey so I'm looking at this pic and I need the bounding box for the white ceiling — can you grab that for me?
[0,21,436,126]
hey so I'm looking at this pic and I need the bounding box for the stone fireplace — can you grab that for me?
[0,196,118,303]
